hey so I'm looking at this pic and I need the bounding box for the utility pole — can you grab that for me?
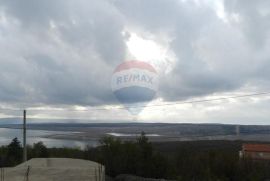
[23,110,27,162]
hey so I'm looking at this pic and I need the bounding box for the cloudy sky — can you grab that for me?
[0,0,270,124]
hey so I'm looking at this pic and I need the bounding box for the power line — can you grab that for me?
[21,91,270,112]
[141,91,270,108]
[0,91,269,112]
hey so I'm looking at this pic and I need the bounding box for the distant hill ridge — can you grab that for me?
[1,122,270,136]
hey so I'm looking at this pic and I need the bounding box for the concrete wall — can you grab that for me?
[0,158,105,181]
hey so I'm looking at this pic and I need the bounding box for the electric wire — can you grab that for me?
[21,91,270,112]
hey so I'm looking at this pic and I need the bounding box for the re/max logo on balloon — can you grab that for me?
[111,61,158,115]
[116,74,153,85]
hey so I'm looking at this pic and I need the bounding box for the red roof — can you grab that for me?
[114,60,157,73]
[243,144,270,152]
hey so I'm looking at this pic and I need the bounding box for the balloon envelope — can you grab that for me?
[111,61,158,115]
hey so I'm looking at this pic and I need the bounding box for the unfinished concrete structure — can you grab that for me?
[0,158,105,181]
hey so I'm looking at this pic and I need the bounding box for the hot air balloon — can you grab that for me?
[111,61,158,115]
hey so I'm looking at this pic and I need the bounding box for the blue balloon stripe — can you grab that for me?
[113,86,156,104]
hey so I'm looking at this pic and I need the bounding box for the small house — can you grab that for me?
[240,143,270,160]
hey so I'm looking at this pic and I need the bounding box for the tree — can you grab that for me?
[32,141,49,158]
[6,137,22,166]
[99,136,123,176]
[137,132,153,157]
[136,132,154,177]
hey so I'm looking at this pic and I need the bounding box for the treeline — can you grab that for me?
[1,134,270,180]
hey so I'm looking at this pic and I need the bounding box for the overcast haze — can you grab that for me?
[0,0,270,124]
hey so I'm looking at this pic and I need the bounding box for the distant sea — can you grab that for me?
[0,128,98,149]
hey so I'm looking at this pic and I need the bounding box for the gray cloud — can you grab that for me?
[224,0,270,47]
[113,0,270,101]
[0,0,127,107]
[0,0,269,110]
